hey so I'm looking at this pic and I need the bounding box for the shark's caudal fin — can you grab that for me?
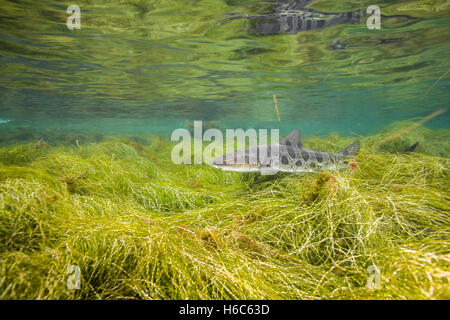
[280,130,303,148]
[403,142,419,153]
[339,141,360,157]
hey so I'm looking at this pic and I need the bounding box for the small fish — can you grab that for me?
[209,129,360,174]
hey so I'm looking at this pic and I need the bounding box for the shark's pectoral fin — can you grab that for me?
[258,162,278,175]
[260,167,278,175]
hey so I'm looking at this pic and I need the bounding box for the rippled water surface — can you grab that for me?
[0,0,449,135]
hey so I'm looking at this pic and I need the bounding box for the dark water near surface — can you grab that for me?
[0,0,449,136]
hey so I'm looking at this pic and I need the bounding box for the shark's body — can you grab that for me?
[209,130,360,174]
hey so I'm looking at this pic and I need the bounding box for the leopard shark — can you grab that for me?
[209,129,360,174]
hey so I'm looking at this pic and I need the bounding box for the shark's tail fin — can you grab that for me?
[403,142,419,153]
[339,141,360,157]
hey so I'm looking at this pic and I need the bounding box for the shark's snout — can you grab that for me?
[209,155,226,169]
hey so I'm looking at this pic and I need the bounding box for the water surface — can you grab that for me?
[0,0,449,136]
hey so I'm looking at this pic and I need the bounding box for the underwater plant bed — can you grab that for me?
[0,122,448,300]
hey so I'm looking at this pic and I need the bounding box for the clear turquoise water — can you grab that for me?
[0,0,449,136]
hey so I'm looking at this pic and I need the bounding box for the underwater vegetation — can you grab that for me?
[0,121,449,299]
[0,127,106,148]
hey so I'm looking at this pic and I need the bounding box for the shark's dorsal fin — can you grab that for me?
[280,130,303,148]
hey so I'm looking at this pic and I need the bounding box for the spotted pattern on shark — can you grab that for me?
[209,129,360,174]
